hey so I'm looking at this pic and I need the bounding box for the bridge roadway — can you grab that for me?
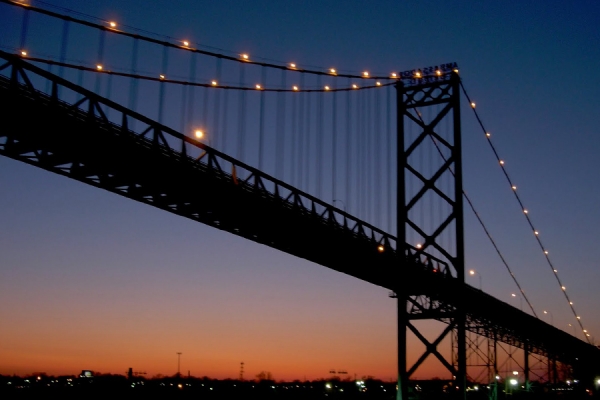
[1,51,598,379]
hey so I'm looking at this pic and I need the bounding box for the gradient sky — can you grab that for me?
[1,0,600,382]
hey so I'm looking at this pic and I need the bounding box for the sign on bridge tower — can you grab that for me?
[394,66,466,400]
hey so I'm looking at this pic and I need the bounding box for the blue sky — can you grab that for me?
[0,0,599,380]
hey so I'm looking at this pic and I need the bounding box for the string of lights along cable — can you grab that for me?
[459,82,592,344]
[2,0,589,344]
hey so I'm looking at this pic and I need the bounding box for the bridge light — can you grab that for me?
[544,250,548,254]
[292,85,299,91]
[523,209,528,214]
[255,84,262,90]
[509,379,518,386]
[561,286,566,290]
[96,65,103,70]
[534,231,539,235]
[453,68,459,73]
[195,130,204,139]
[570,301,573,305]
[377,245,384,253]
[577,316,581,319]
[486,132,491,137]
[324,86,330,91]
[211,80,218,86]
[391,72,398,78]
[416,243,422,249]
[363,71,369,77]
[511,185,517,190]
[159,74,165,80]
[376,82,381,86]
[553,269,557,273]
[289,63,296,69]
[436,70,442,76]
[414,71,422,78]
[241,53,249,61]
[352,84,358,89]
[469,270,475,275]
[329,68,337,75]
[470,102,476,108]
[499,160,505,165]
[183,40,189,47]
[109,21,117,28]
[20,50,27,56]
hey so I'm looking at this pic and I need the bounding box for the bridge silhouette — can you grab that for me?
[1,1,598,399]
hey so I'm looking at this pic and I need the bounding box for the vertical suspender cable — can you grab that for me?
[237,63,246,163]
[386,85,392,233]
[297,74,305,190]
[345,79,352,212]
[186,52,197,136]
[58,19,69,82]
[374,87,382,228]
[212,58,222,150]
[128,38,139,131]
[290,86,298,187]
[19,7,29,51]
[94,29,106,94]
[304,86,312,192]
[332,80,338,203]
[157,45,168,124]
[258,66,266,170]
[316,75,323,199]
[275,69,286,181]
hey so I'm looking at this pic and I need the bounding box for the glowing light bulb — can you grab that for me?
[292,85,299,91]
[324,86,330,91]
[241,53,249,60]
[391,72,398,78]
[159,74,165,80]
[376,82,381,86]
[471,102,476,108]
[486,132,491,137]
[352,84,358,89]
[577,316,581,319]
[416,243,422,249]
[109,21,117,28]
[211,80,217,86]
[523,209,528,214]
[453,68,459,73]
[534,231,539,235]
[330,68,337,75]
[183,40,189,47]
[96,65,103,70]
[289,63,296,69]
[544,250,549,254]
[570,301,573,305]
[20,50,27,56]
[377,245,384,253]
[436,70,441,76]
[499,160,505,165]
[414,71,422,78]
[511,185,517,190]
[469,270,475,276]
[363,71,369,77]
[255,84,262,90]
[195,130,204,139]
[553,269,557,272]
[562,286,566,290]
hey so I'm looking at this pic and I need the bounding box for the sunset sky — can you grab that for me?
[1,0,600,382]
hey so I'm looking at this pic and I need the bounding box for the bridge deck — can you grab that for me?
[0,51,598,373]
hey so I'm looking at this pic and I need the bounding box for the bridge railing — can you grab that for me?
[0,49,453,277]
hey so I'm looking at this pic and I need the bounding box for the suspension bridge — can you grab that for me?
[1,1,599,399]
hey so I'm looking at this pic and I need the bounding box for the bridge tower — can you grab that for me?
[395,69,466,400]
